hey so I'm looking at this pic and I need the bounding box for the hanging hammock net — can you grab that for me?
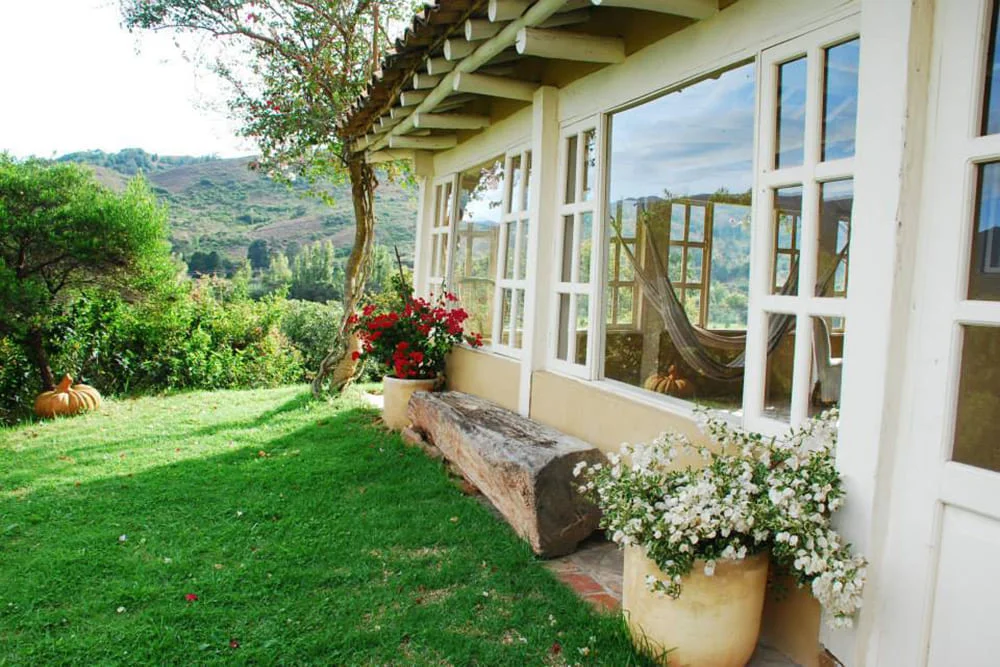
[612,214,847,382]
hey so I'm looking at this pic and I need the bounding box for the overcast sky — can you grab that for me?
[1,0,253,159]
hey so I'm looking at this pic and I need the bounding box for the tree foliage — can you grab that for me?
[120,0,421,395]
[0,154,176,389]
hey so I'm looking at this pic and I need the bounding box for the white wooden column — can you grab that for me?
[830,0,934,664]
[518,86,560,416]
[412,151,437,298]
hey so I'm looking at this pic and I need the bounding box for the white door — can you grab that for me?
[880,1,1000,665]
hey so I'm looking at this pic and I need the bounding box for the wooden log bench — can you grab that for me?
[408,391,606,558]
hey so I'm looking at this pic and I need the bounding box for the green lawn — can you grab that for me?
[0,386,648,665]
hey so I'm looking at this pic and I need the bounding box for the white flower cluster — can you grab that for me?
[575,409,867,628]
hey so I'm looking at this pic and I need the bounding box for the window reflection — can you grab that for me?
[984,2,1000,135]
[817,180,853,298]
[970,162,1000,301]
[455,159,504,343]
[776,57,807,168]
[604,63,755,408]
[773,187,803,296]
[953,326,1000,472]
[822,39,860,161]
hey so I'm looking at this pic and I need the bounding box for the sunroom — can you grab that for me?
[343,0,999,665]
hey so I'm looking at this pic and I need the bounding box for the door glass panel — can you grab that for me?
[517,219,529,281]
[983,2,1000,136]
[500,289,513,346]
[773,186,803,295]
[557,294,571,360]
[809,316,845,414]
[579,211,593,283]
[508,155,521,215]
[575,295,590,365]
[561,215,574,282]
[776,57,807,169]
[952,326,1000,472]
[504,221,516,280]
[565,135,578,204]
[583,129,597,202]
[969,162,1000,301]
[689,205,705,242]
[822,38,860,161]
[513,288,525,349]
[763,312,797,422]
[817,179,853,297]
[523,152,533,212]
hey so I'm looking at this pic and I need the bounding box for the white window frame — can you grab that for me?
[491,144,533,358]
[426,174,459,297]
[548,117,606,378]
[743,18,860,435]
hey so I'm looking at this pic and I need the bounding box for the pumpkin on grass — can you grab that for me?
[34,375,102,418]
[643,365,693,398]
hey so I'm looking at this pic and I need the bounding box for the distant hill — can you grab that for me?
[58,148,418,263]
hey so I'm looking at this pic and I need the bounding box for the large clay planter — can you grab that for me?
[623,546,769,667]
[381,375,436,430]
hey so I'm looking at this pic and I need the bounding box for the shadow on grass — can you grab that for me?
[0,391,652,666]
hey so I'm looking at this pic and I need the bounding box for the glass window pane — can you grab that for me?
[822,38,860,161]
[579,211,593,283]
[952,326,1000,472]
[557,293,571,361]
[561,215,574,282]
[684,291,701,324]
[517,219,529,281]
[508,155,521,215]
[776,57,807,169]
[763,312,796,422]
[773,186,803,295]
[513,288,525,349]
[969,162,1000,301]
[455,159,504,344]
[689,205,705,243]
[817,179,853,297]
[523,152,533,212]
[603,62,755,409]
[443,182,453,228]
[575,295,589,365]
[983,2,1000,135]
[708,201,751,330]
[500,289,513,346]
[809,316,845,415]
[565,135,578,204]
[504,221,516,280]
[583,129,597,202]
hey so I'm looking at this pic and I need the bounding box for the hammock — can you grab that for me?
[613,216,847,382]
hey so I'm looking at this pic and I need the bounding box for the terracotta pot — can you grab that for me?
[623,546,768,667]
[381,375,437,430]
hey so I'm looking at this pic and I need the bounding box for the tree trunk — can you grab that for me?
[25,327,56,391]
[312,154,377,396]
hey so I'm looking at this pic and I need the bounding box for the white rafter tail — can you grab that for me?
[434,94,478,112]
[352,135,375,152]
[388,135,459,150]
[379,115,401,129]
[466,19,504,41]
[400,90,429,107]
[488,0,531,22]
[366,149,417,163]
[389,106,413,120]
[452,72,539,101]
[426,57,455,75]
[413,73,442,89]
[538,8,593,29]
[590,0,718,19]
[444,38,476,61]
[515,27,625,63]
[413,112,492,130]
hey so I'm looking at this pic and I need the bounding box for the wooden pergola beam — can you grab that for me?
[426,57,455,75]
[590,0,718,19]
[489,0,531,22]
[400,90,429,106]
[413,112,492,130]
[389,106,413,120]
[444,38,476,61]
[412,73,442,89]
[388,135,458,150]
[466,19,504,41]
[515,27,625,63]
[453,72,539,101]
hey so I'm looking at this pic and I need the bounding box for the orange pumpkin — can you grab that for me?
[34,375,102,418]
[643,365,693,398]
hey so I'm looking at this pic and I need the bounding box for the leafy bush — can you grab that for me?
[280,299,344,375]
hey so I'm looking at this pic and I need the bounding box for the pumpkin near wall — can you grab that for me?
[643,365,693,398]
[34,375,102,418]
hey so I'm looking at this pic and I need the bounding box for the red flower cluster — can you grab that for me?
[349,291,482,380]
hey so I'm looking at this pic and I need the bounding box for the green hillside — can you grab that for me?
[58,149,418,263]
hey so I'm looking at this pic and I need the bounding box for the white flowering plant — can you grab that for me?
[573,409,867,628]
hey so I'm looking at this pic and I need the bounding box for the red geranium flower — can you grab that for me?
[185,593,199,602]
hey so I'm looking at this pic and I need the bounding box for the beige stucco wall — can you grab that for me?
[528,370,820,667]
[444,347,520,412]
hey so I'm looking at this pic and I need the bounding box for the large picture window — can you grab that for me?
[603,62,756,407]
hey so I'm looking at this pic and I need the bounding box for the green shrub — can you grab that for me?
[279,299,343,376]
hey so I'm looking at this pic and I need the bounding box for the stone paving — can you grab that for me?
[544,536,800,667]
